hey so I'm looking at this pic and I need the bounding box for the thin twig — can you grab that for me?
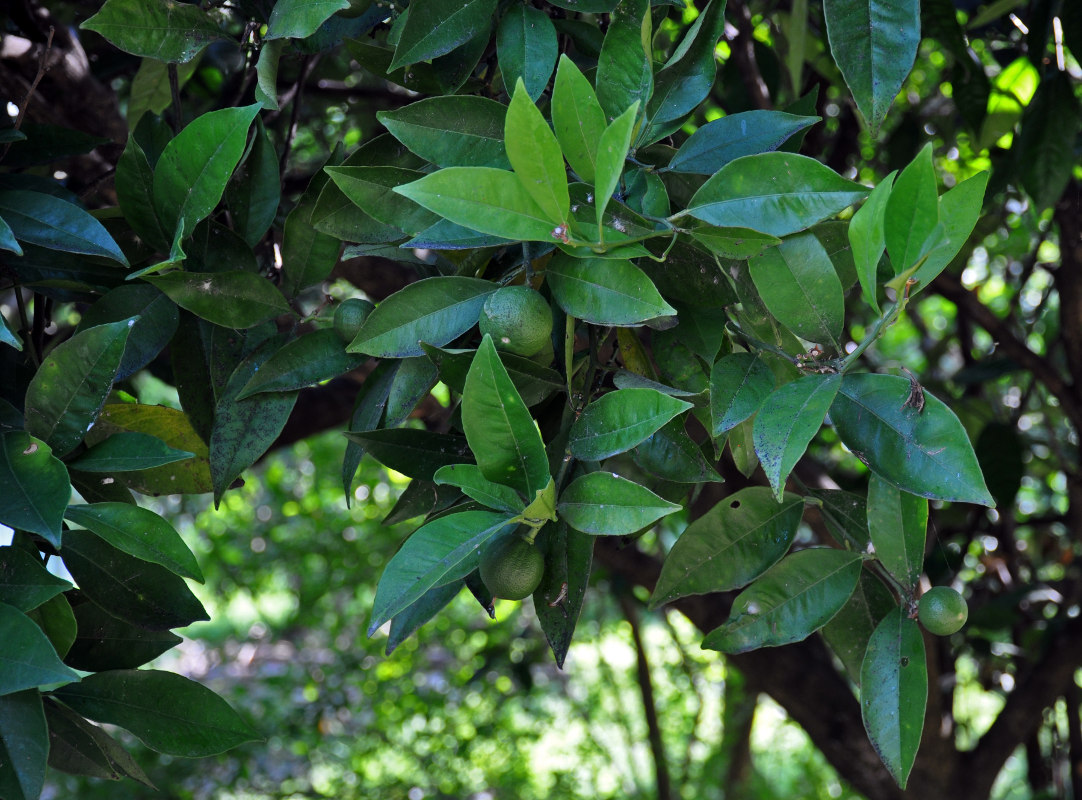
[2,27,55,162]
[168,62,182,134]
[279,55,319,179]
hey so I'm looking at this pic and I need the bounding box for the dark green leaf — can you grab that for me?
[860,608,927,788]
[867,475,927,589]
[701,548,862,653]
[821,569,894,685]
[557,472,680,535]
[386,581,463,655]
[0,602,79,694]
[43,698,154,786]
[253,40,283,109]
[69,431,193,473]
[570,388,692,461]
[281,202,344,296]
[0,548,70,613]
[147,271,291,329]
[385,356,440,428]
[1016,72,1081,211]
[326,165,439,234]
[76,284,179,380]
[368,510,515,633]
[668,112,820,174]
[115,134,169,251]
[225,119,280,246]
[551,55,607,184]
[26,594,77,660]
[389,0,498,70]
[812,488,870,551]
[0,690,47,800]
[0,432,69,547]
[238,329,364,399]
[497,5,558,101]
[344,428,473,481]
[632,418,722,484]
[687,153,868,237]
[54,670,260,757]
[266,0,350,39]
[534,520,593,668]
[81,0,222,62]
[422,344,563,407]
[690,225,781,260]
[377,97,510,168]
[650,487,802,607]
[0,190,128,265]
[65,596,181,671]
[830,373,994,506]
[546,253,675,326]
[710,353,774,436]
[433,464,524,514]
[596,0,653,119]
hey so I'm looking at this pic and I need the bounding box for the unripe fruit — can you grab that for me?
[333,298,375,343]
[479,532,545,600]
[918,586,968,636]
[478,286,553,357]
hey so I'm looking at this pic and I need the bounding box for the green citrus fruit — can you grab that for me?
[480,532,544,601]
[333,298,375,343]
[478,286,553,357]
[918,586,968,636]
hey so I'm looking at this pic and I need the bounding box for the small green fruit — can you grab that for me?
[480,532,544,601]
[478,286,553,357]
[333,298,375,343]
[918,586,968,636]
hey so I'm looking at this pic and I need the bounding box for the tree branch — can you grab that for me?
[726,0,772,110]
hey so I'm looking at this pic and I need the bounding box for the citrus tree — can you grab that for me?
[1,1,1081,798]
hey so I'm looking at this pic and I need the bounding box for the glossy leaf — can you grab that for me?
[115,134,169,251]
[754,374,841,499]
[651,487,803,608]
[0,602,79,694]
[823,0,920,134]
[347,277,494,358]
[377,97,509,168]
[505,80,569,225]
[0,690,47,800]
[54,670,260,757]
[64,503,202,583]
[385,357,440,428]
[25,318,134,458]
[147,271,291,329]
[749,232,845,348]
[687,152,868,237]
[387,581,463,656]
[668,112,820,174]
[691,225,781,260]
[860,608,927,788]
[910,171,988,294]
[326,165,438,234]
[830,373,994,506]
[867,475,928,589]
[557,472,680,535]
[0,548,69,613]
[281,202,343,298]
[368,510,515,633]
[344,429,473,481]
[238,329,364,399]
[69,431,193,473]
[389,0,498,70]
[812,488,870,551]
[81,0,222,62]
[0,190,128,264]
[1017,72,1081,211]
[0,309,22,351]
[152,104,261,250]
[884,144,938,274]
[701,548,862,653]
[60,530,208,630]
[570,388,692,461]
[534,520,593,667]
[394,167,557,242]
[821,569,894,685]
[594,102,639,231]
[849,171,895,313]
[265,0,349,39]
[422,344,563,408]
[433,464,524,514]
[77,285,179,380]
[27,594,77,660]
[632,418,723,484]
[710,353,774,436]
[596,0,653,119]
[0,432,69,547]
[497,5,558,101]
[551,55,607,183]
[462,336,550,498]
[546,254,675,326]
[225,119,280,247]
[65,598,181,671]
[42,698,154,786]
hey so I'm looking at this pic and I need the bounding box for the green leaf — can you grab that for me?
[650,487,803,608]
[546,254,675,326]
[389,0,498,70]
[632,418,723,484]
[237,329,364,399]
[152,103,261,250]
[265,0,349,39]
[433,464,524,514]
[909,171,988,294]
[594,102,639,231]
[65,597,181,671]
[0,548,69,613]
[81,0,222,63]
[849,171,895,314]
[253,40,283,109]
[570,388,692,461]
[1016,72,1082,211]
[860,608,927,788]
[386,581,463,655]
[0,432,69,547]
[748,232,845,349]
[462,335,550,498]
[754,374,841,500]
[0,691,47,800]
[281,202,343,297]
[385,357,439,429]
[710,353,774,436]
[884,144,939,274]
[690,225,781,260]
[343,429,473,481]
[668,112,820,174]
[54,670,260,757]
[25,319,134,458]
[812,488,870,551]
[76,284,179,380]
[497,5,558,101]
[687,152,869,237]
[60,529,208,630]
[147,271,291,329]
[558,472,680,535]
[126,54,201,127]
[596,0,653,119]
[64,503,202,583]
[27,594,77,659]
[701,548,862,653]
[505,79,569,225]
[394,167,558,242]
[0,308,22,351]
[377,97,510,169]
[0,602,79,694]
[325,165,438,234]
[551,55,607,184]
[115,134,169,251]
[368,510,515,633]
[821,569,894,685]
[0,214,22,256]
[824,0,920,135]
[0,190,128,265]
[534,520,593,667]
[347,277,494,358]
[225,119,280,247]
[209,337,299,506]
[867,475,927,589]
[43,698,155,786]
[422,344,563,407]
[830,373,994,506]
[69,431,193,473]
